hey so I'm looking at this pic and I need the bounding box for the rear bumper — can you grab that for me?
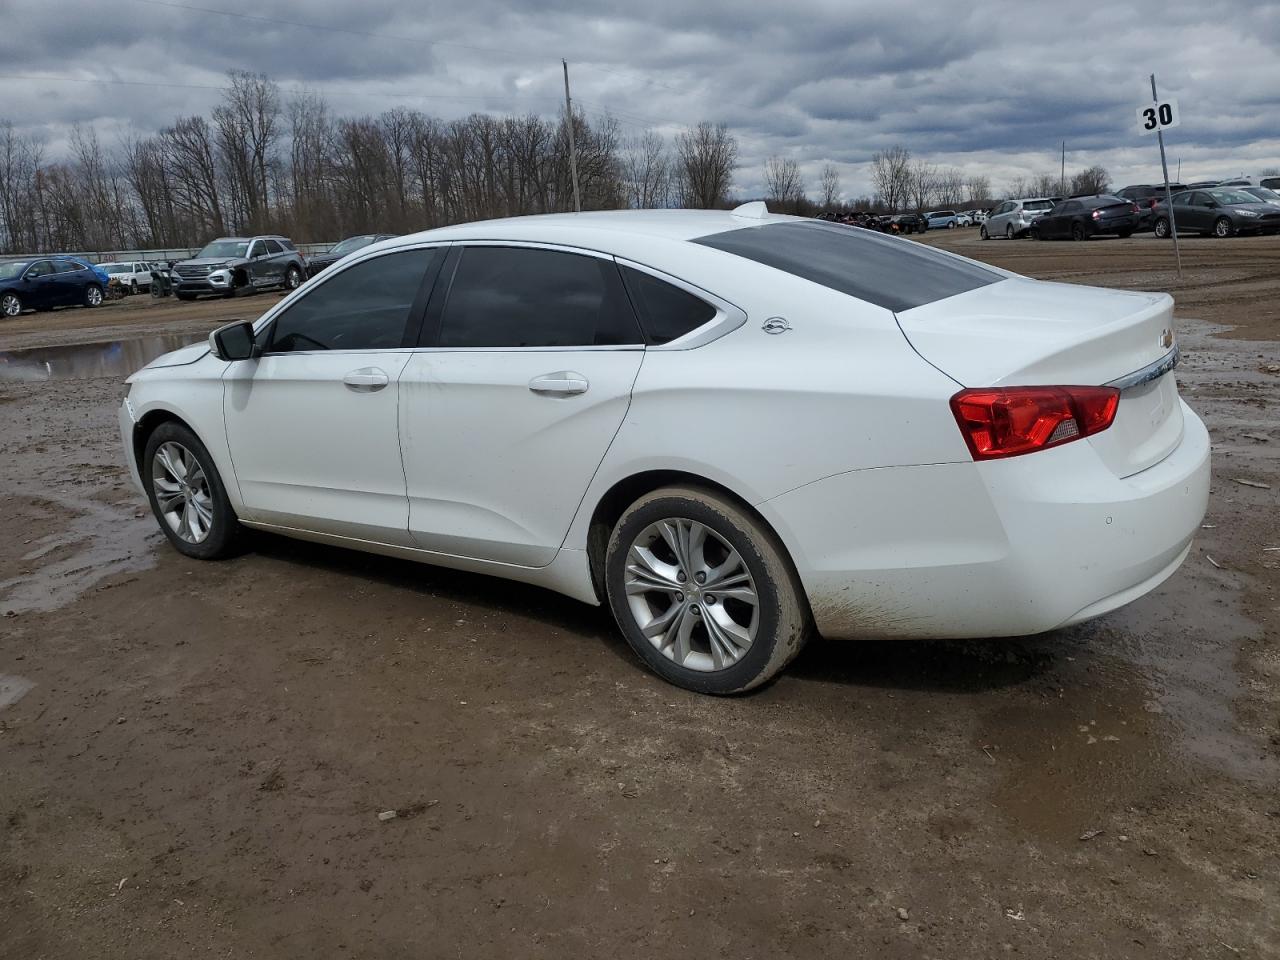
[760,400,1211,640]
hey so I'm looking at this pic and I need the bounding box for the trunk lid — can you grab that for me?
[898,277,1183,477]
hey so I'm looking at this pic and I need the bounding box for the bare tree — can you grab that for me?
[161,115,226,238]
[820,163,840,211]
[870,145,912,211]
[936,166,966,208]
[909,158,938,211]
[674,122,737,209]
[764,156,805,213]
[0,120,43,251]
[1069,165,1110,196]
[966,174,991,206]
[623,130,670,209]
[1031,172,1060,197]
[213,71,281,233]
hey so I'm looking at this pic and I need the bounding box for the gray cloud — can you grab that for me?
[2,0,1278,199]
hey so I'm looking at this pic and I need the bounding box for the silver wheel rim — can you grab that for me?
[286,269,300,288]
[1,294,19,317]
[151,442,214,544]
[623,518,759,673]
[87,286,102,306]
[1215,219,1229,237]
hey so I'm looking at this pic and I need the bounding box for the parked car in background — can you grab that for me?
[1184,181,1219,190]
[1,257,105,317]
[1238,185,1280,206]
[967,209,989,224]
[305,234,398,277]
[1261,176,1280,191]
[1215,177,1257,188]
[172,236,307,300]
[954,211,974,227]
[120,207,1208,695]
[1116,183,1187,230]
[982,198,1056,239]
[889,213,928,234]
[1030,196,1140,240]
[1153,188,1280,238]
[924,210,959,229]
[101,260,158,294]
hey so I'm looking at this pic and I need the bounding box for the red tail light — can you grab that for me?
[950,386,1120,460]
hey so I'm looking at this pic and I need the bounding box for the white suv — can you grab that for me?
[982,198,1058,239]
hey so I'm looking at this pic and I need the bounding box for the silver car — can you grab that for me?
[982,198,1058,239]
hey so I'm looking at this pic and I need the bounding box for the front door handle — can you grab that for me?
[528,371,589,396]
[343,367,389,392]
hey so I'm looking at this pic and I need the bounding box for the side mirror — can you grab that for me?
[209,319,258,361]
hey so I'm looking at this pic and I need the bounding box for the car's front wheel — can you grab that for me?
[979,225,989,240]
[143,422,246,560]
[1213,216,1234,238]
[1154,217,1171,239]
[605,486,810,695]
[1,292,22,317]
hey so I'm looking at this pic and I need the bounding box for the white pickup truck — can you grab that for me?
[101,261,159,294]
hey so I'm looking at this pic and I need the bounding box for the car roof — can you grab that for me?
[383,209,807,247]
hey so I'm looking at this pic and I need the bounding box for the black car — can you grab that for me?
[0,257,106,318]
[1239,185,1280,206]
[1153,188,1280,238]
[306,234,397,277]
[1115,183,1186,230]
[889,213,927,234]
[1030,196,1140,241]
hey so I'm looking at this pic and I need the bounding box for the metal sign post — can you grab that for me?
[1139,74,1182,278]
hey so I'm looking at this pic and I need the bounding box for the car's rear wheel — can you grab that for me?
[1,292,22,317]
[1005,225,1015,239]
[284,265,303,290]
[1213,216,1234,238]
[605,486,810,695]
[1071,222,1086,241]
[143,422,246,560]
[84,284,103,307]
[1154,217,1171,239]
[1030,224,1042,240]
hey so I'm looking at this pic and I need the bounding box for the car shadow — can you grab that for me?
[248,532,1061,697]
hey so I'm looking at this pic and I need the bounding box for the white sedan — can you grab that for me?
[119,204,1210,694]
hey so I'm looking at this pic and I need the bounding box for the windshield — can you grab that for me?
[330,235,375,256]
[0,261,31,280]
[196,240,250,259]
[1209,189,1258,204]
[1245,187,1280,203]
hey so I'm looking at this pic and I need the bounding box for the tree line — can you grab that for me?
[0,72,741,254]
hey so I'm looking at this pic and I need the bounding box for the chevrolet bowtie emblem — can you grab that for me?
[1160,328,1174,350]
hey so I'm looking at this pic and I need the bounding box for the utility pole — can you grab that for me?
[1060,141,1066,196]
[562,59,582,213]
[1150,73,1181,278]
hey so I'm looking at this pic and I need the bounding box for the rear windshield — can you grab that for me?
[1023,200,1055,212]
[693,221,1001,312]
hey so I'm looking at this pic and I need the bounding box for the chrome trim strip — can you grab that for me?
[613,256,747,350]
[1106,345,1180,390]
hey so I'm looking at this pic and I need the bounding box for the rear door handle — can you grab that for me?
[343,367,389,392]
[529,371,589,396]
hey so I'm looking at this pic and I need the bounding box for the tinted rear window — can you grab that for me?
[692,221,1000,312]
[1023,200,1055,212]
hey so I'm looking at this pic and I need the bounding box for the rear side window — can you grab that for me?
[263,239,283,255]
[619,267,717,344]
[268,248,435,353]
[693,221,999,313]
[54,259,81,273]
[438,247,642,348]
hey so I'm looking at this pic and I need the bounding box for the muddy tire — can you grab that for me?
[605,486,810,695]
[143,421,247,561]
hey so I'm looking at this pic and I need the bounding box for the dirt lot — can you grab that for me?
[2,232,1278,958]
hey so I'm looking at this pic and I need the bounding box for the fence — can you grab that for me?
[0,242,337,263]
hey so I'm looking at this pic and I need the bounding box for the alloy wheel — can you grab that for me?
[1005,225,1014,239]
[86,286,103,306]
[623,518,759,672]
[1,293,20,317]
[151,441,214,544]
[1214,217,1232,238]
[286,268,302,289]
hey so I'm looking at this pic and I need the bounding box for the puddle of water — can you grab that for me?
[0,335,200,382]
[0,674,35,710]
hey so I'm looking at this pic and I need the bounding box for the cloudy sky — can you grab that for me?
[2,0,1278,199]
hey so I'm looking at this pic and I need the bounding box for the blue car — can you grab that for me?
[0,257,107,317]
[924,210,959,229]
[58,256,111,286]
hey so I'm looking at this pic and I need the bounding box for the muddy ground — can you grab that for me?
[1,232,1277,959]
